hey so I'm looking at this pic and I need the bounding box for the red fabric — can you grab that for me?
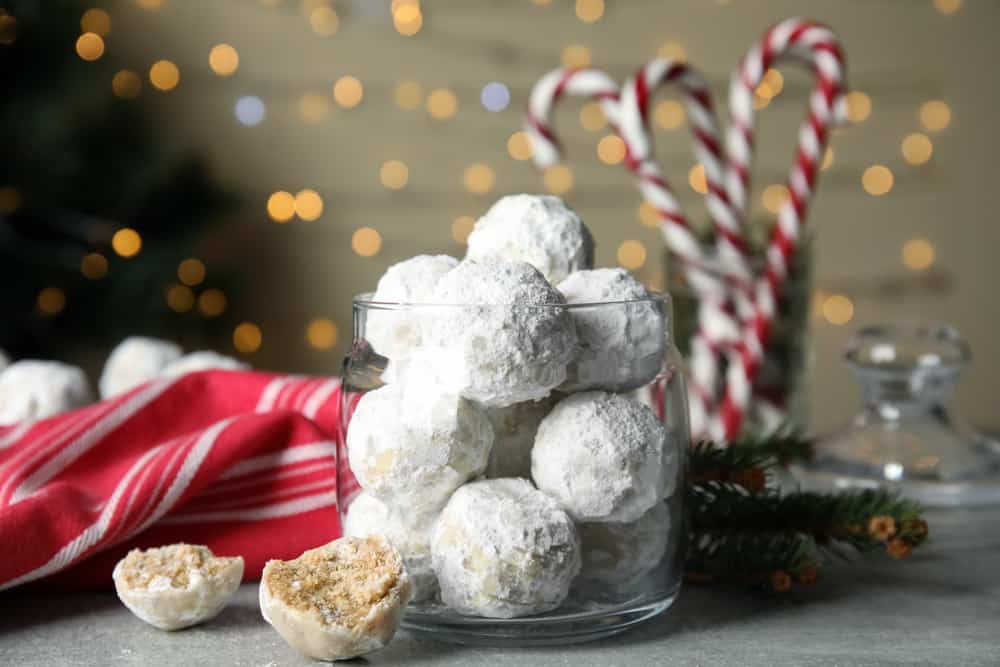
[0,370,360,592]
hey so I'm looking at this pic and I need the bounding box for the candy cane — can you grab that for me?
[526,67,736,437]
[717,18,848,439]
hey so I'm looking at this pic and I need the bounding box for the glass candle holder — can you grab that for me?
[339,293,689,645]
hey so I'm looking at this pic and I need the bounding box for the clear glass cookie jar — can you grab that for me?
[339,292,689,646]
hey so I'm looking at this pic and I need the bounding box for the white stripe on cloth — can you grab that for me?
[217,441,338,481]
[255,377,295,413]
[0,443,162,591]
[118,436,194,542]
[302,378,340,420]
[157,490,338,525]
[197,459,336,498]
[0,421,34,451]
[8,378,179,506]
[180,478,338,513]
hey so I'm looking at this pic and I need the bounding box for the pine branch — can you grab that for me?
[684,436,929,591]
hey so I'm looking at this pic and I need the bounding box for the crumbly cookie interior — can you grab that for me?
[266,536,401,628]
[119,544,235,589]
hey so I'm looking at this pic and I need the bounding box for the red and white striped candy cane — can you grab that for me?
[525,66,736,437]
[717,18,848,439]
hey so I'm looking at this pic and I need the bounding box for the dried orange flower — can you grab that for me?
[868,515,897,541]
[770,570,792,593]
[887,538,913,560]
[796,565,819,585]
[902,518,929,542]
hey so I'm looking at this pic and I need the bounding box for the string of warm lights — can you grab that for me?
[35,0,964,348]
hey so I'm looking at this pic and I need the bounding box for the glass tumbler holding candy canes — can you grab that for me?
[338,202,689,645]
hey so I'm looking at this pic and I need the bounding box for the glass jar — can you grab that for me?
[792,324,1000,506]
[339,293,689,645]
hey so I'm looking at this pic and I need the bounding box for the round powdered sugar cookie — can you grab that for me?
[420,259,577,407]
[532,391,671,523]
[557,268,664,392]
[346,379,493,510]
[431,478,580,618]
[577,501,670,584]
[482,396,556,479]
[0,360,94,424]
[343,492,439,602]
[100,336,183,398]
[365,254,459,359]
[465,194,594,285]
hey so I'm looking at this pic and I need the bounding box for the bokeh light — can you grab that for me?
[149,60,180,91]
[112,69,142,99]
[822,294,854,325]
[654,100,685,130]
[597,135,626,165]
[561,44,592,69]
[688,164,707,194]
[755,69,784,99]
[543,165,574,194]
[135,0,165,9]
[80,253,108,280]
[480,82,510,112]
[294,189,324,221]
[862,165,894,196]
[761,184,790,214]
[166,285,195,313]
[177,258,206,286]
[76,32,104,61]
[233,322,263,354]
[309,5,339,35]
[298,92,331,123]
[379,160,409,190]
[306,319,338,350]
[393,2,422,35]
[919,100,951,132]
[507,132,533,161]
[822,146,834,171]
[80,8,111,36]
[112,228,142,258]
[267,191,296,222]
[575,0,604,23]
[0,186,20,214]
[638,202,660,228]
[208,44,239,76]
[235,96,266,126]
[902,133,933,165]
[617,240,647,269]
[846,91,871,123]
[334,76,364,108]
[0,13,17,46]
[351,227,382,257]
[579,102,606,131]
[463,163,496,194]
[451,216,475,244]
[198,289,227,318]
[657,40,687,63]
[933,0,962,15]
[426,88,458,119]
[37,287,66,316]
[902,238,935,270]
[394,80,423,110]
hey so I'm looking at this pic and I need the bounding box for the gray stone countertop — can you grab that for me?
[2,507,999,667]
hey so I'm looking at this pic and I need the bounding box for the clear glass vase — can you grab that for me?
[792,324,1000,506]
[339,293,689,645]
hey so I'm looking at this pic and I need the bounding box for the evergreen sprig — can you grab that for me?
[684,434,929,591]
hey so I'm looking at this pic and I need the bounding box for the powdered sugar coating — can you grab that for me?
[420,259,577,407]
[431,478,580,618]
[161,351,249,378]
[482,397,556,479]
[532,391,669,523]
[346,380,493,510]
[344,492,439,602]
[466,194,594,285]
[557,269,664,392]
[577,501,670,584]
[0,360,94,425]
[366,255,459,359]
[100,337,183,398]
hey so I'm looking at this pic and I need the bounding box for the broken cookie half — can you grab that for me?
[260,535,413,661]
[112,543,244,631]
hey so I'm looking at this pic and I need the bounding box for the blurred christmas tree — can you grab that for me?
[0,0,232,362]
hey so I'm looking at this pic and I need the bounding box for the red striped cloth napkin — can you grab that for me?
[0,370,358,591]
